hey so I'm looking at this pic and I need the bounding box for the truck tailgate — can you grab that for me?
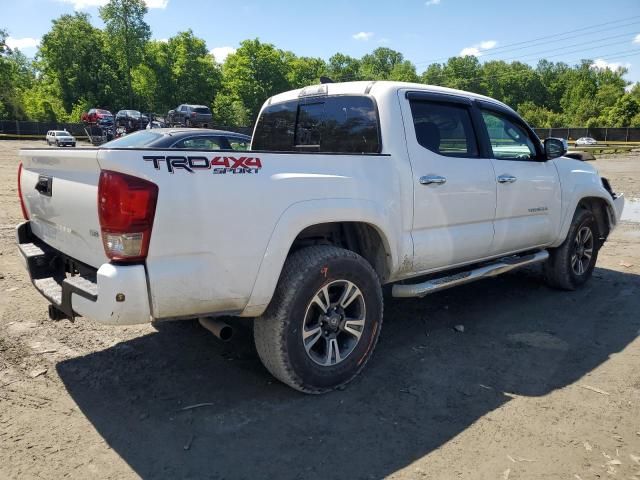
[19,148,107,268]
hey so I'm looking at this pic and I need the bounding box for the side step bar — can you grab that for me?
[392,250,549,298]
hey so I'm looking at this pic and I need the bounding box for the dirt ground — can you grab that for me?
[1,139,639,480]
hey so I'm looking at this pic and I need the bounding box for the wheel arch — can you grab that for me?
[553,192,616,248]
[242,198,402,317]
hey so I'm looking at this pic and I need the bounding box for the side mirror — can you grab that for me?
[544,137,567,160]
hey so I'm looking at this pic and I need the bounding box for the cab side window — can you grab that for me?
[481,110,538,161]
[409,100,479,158]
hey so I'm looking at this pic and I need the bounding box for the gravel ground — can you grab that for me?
[1,140,639,480]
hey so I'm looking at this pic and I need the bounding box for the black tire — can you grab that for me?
[544,208,600,290]
[185,118,192,127]
[254,245,383,394]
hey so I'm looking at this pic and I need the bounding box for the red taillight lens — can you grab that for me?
[17,162,29,220]
[98,170,158,262]
[191,112,196,116]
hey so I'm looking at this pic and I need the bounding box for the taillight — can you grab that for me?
[98,170,158,262]
[191,112,196,116]
[17,162,29,220]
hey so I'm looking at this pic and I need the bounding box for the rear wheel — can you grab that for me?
[185,118,192,127]
[545,208,600,290]
[254,245,383,393]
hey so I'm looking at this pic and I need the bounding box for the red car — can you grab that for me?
[81,108,114,126]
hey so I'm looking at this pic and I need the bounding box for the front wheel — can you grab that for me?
[254,245,383,393]
[544,208,600,290]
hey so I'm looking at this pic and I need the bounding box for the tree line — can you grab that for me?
[1,0,639,128]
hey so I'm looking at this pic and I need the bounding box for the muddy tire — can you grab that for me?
[544,208,600,290]
[254,245,383,394]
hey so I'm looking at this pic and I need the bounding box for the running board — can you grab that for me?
[392,250,549,298]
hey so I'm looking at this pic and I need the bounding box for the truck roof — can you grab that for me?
[266,80,515,115]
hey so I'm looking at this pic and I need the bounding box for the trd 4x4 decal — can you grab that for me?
[143,155,262,174]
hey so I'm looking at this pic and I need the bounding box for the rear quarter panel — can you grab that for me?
[97,149,409,320]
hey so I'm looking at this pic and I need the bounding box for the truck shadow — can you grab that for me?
[56,266,639,479]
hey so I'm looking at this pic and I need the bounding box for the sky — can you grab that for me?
[3,0,640,83]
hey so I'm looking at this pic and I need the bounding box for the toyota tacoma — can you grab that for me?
[16,81,625,393]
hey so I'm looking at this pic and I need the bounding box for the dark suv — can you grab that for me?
[115,110,149,132]
[167,104,213,127]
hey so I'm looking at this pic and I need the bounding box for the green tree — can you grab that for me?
[326,53,361,82]
[517,101,564,128]
[0,29,37,119]
[217,39,290,122]
[420,63,445,85]
[285,53,326,88]
[359,47,405,80]
[100,0,151,106]
[38,13,115,117]
[441,56,485,94]
[606,95,640,127]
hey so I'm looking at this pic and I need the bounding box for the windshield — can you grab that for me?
[102,130,162,148]
[54,131,69,136]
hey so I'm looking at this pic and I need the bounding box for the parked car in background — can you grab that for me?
[81,108,114,126]
[115,110,149,132]
[575,137,597,147]
[102,128,250,150]
[45,130,76,147]
[166,104,213,127]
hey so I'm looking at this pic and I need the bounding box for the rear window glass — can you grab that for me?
[252,95,380,153]
[193,107,211,114]
[103,130,162,148]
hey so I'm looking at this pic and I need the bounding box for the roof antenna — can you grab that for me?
[320,76,334,84]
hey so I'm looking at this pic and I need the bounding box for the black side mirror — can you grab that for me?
[544,137,567,160]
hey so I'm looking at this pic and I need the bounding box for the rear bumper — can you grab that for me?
[193,116,212,125]
[16,222,151,325]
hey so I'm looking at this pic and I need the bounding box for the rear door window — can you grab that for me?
[409,100,479,158]
[252,95,380,153]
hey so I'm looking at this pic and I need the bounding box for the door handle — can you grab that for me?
[497,175,517,184]
[420,175,447,185]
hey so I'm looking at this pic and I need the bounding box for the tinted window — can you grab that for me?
[482,110,538,160]
[252,101,297,151]
[173,136,227,150]
[409,101,479,158]
[252,95,380,153]
[193,107,211,114]
[295,102,323,147]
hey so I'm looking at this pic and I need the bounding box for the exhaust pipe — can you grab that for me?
[198,317,233,342]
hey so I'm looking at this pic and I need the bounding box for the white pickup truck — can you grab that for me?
[17,81,624,393]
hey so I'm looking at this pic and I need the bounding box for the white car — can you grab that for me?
[575,137,597,147]
[46,130,76,147]
[17,81,624,393]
